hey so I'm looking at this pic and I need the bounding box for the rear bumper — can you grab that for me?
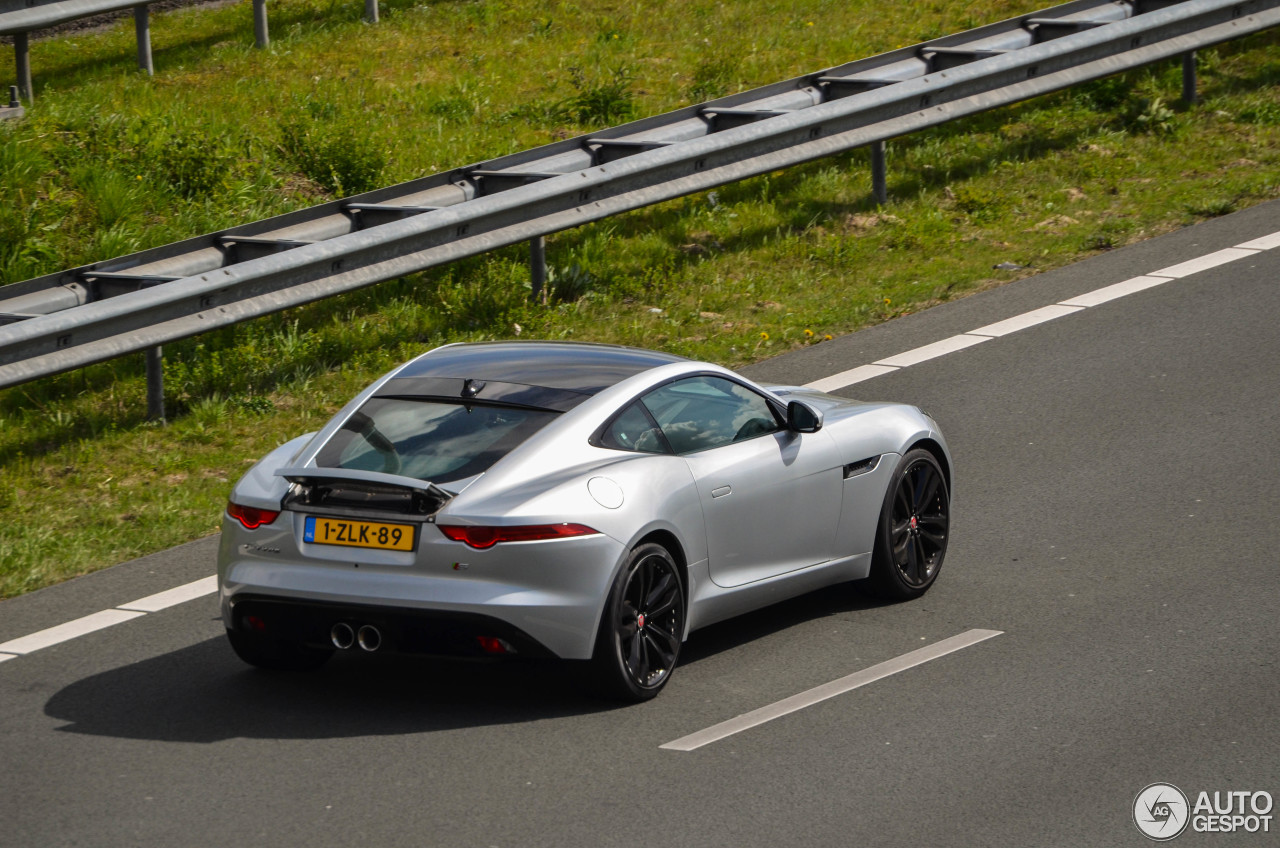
[217,516,627,660]
[228,595,558,659]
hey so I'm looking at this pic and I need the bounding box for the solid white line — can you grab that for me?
[1148,247,1259,279]
[875,334,989,368]
[1237,230,1280,250]
[0,609,146,655]
[660,628,1003,751]
[804,364,898,392]
[0,653,17,663]
[1059,275,1170,308]
[117,575,218,612]
[967,304,1084,338]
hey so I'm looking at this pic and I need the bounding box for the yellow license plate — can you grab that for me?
[304,516,416,551]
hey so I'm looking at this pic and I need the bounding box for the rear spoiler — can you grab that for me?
[275,467,454,502]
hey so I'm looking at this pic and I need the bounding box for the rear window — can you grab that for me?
[314,398,558,484]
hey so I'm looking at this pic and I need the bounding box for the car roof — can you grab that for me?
[375,342,691,412]
[395,342,688,393]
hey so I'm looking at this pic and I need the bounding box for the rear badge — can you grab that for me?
[452,562,469,571]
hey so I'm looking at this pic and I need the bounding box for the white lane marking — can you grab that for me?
[967,304,1084,338]
[117,576,218,612]
[0,609,146,655]
[0,578,217,661]
[1149,247,1259,279]
[1059,275,1169,308]
[804,228,1280,393]
[662,629,1003,751]
[805,364,898,392]
[1238,232,1280,250]
[874,334,989,368]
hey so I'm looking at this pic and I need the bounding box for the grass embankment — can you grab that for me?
[1,0,1278,597]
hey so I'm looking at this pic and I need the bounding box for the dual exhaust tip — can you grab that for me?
[330,622,381,652]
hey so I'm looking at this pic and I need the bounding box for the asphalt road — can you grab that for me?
[2,200,1279,847]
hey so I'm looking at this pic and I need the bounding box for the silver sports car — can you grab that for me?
[218,341,951,700]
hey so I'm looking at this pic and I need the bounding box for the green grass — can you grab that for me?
[1,0,1278,597]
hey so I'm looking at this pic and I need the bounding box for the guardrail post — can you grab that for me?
[145,346,165,422]
[0,85,23,120]
[14,33,33,102]
[529,236,547,303]
[1181,51,1197,105]
[870,140,888,205]
[364,0,378,23]
[134,4,154,76]
[252,0,269,48]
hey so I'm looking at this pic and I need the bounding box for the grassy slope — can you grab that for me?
[1,0,1278,597]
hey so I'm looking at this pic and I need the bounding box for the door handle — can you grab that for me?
[711,485,732,499]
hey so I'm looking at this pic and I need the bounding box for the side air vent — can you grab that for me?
[844,456,881,478]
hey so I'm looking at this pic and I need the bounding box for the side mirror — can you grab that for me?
[786,400,823,433]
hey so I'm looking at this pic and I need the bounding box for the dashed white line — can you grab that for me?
[1059,275,1169,308]
[1149,247,1260,279]
[661,629,1004,751]
[804,227,1280,393]
[0,609,146,655]
[2,226,1279,666]
[1238,232,1280,250]
[967,304,1084,338]
[117,575,218,613]
[805,364,898,392]
[0,577,218,659]
[875,334,989,368]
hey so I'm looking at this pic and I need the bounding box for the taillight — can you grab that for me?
[227,501,280,530]
[437,523,599,549]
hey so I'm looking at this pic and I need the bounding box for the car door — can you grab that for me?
[639,375,844,588]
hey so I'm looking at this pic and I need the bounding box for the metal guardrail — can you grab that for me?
[2,0,381,103]
[1,0,1277,417]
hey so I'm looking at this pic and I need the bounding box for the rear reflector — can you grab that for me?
[227,501,281,530]
[476,636,516,655]
[437,523,599,549]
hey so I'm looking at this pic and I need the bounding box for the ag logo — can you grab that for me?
[1134,783,1190,841]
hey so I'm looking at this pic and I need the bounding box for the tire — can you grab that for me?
[226,628,333,672]
[866,448,950,601]
[590,543,686,702]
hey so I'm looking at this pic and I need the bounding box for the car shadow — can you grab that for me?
[44,585,893,743]
[678,583,893,664]
[43,636,614,743]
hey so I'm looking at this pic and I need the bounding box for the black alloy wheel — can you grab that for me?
[868,448,950,600]
[592,543,686,701]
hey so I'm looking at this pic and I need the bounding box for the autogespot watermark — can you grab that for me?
[1133,783,1274,840]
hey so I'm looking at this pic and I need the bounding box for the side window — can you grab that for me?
[600,401,670,454]
[641,376,780,455]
